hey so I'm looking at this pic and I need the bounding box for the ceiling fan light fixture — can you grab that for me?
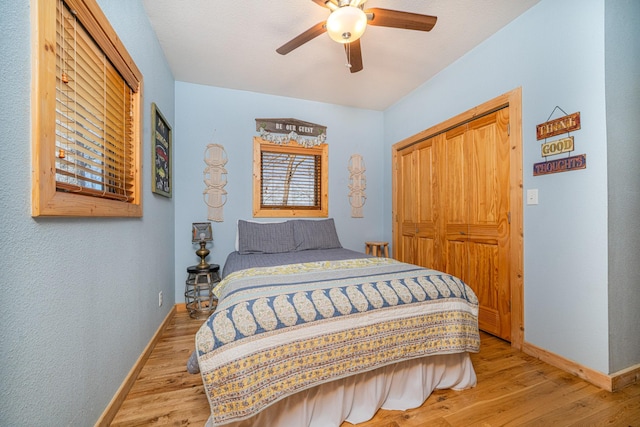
[326,6,367,43]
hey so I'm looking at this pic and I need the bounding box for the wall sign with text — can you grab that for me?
[536,112,581,140]
[534,110,586,176]
[255,118,327,147]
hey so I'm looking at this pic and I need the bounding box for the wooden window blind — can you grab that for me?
[56,0,134,201]
[260,151,321,209]
[32,0,143,217]
[253,137,328,218]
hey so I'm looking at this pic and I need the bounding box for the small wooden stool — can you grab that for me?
[365,241,389,257]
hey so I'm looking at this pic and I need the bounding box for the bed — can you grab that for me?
[195,219,480,427]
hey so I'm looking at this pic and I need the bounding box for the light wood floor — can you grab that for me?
[111,309,640,426]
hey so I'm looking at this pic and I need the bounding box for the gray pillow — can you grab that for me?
[237,220,297,254]
[293,219,342,251]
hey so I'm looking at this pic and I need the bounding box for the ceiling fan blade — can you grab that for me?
[350,0,367,7]
[311,0,332,8]
[366,8,437,32]
[345,38,363,73]
[276,21,327,55]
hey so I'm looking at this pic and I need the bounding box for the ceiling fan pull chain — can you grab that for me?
[346,42,352,68]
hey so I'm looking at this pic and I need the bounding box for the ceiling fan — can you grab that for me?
[276,0,437,73]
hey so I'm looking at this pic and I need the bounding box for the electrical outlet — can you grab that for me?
[158,291,163,307]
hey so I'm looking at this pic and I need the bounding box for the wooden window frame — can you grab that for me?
[253,137,328,218]
[31,0,143,217]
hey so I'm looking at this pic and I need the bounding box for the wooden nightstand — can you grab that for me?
[184,264,220,319]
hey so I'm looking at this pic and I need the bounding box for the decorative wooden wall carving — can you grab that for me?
[348,154,366,218]
[203,144,227,222]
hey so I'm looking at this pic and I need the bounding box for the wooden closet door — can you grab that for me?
[441,123,468,283]
[414,138,439,269]
[395,139,439,268]
[393,90,523,345]
[443,108,511,340]
[395,146,418,264]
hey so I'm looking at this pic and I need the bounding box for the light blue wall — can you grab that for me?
[605,0,640,373]
[173,83,385,302]
[0,1,175,425]
[383,0,611,373]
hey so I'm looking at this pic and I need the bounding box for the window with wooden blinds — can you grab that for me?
[32,0,143,217]
[253,137,328,218]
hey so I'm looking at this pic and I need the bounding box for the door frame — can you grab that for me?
[392,88,523,349]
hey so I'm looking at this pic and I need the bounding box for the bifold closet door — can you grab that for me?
[442,108,511,341]
[395,137,441,270]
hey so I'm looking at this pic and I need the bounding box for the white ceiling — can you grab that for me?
[142,0,540,111]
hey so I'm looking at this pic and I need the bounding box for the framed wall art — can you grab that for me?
[151,102,172,197]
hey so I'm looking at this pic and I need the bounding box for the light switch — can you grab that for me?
[527,189,539,205]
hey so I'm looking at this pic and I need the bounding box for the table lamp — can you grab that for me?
[192,222,213,269]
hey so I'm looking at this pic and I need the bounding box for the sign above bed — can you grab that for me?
[255,118,327,147]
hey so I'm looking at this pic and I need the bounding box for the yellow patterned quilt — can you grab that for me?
[196,257,479,425]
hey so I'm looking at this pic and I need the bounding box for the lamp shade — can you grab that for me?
[192,222,213,242]
[326,6,367,43]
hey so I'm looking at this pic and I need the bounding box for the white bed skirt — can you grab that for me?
[205,352,476,427]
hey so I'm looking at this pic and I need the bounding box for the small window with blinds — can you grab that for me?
[31,0,143,217]
[253,137,328,218]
